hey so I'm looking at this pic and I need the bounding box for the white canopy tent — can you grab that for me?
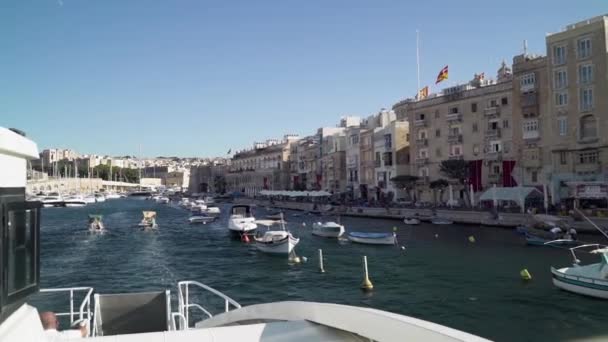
[479,186,543,212]
[259,190,331,197]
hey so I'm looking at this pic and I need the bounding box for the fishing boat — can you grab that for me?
[431,217,453,225]
[347,232,397,245]
[551,244,608,299]
[189,215,216,224]
[254,216,299,254]
[228,205,257,236]
[403,217,421,225]
[64,195,87,207]
[0,125,491,342]
[88,214,105,232]
[138,211,158,229]
[524,233,579,247]
[312,221,345,238]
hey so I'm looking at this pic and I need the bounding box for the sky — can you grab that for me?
[1,1,605,157]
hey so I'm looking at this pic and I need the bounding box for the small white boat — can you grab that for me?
[189,215,216,224]
[40,193,63,207]
[88,214,105,232]
[202,205,221,215]
[403,217,421,225]
[228,205,258,236]
[191,204,207,213]
[105,193,121,200]
[64,195,86,207]
[312,221,345,238]
[552,244,608,299]
[254,216,299,254]
[347,232,397,245]
[156,196,170,204]
[83,195,97,204]
[431,217,453,225]
[138,211,158,229]
[94,194,106,203]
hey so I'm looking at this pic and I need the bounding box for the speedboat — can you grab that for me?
[128,191,152,199]
[40,193,63,207]
[551,244,608,299]
[88,214,105,232]
[403,217,421,225]
[64,195,87,207]
[202,205,221,215]
[525,233,579,247]
[94,194,106,203]
[189,215,216,224]
[83,194,97,204]
[431,217,453,225]
[312,221,345,238]
[228,205,257,236]
[254,216,299,254]
[156,196,170,204]
[347,232,397,245]
[138,211,158,229]
[105,192,121,200]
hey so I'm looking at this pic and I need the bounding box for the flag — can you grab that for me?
[227,149,231,155]
[435,65,448,84]
[417,86,429,100]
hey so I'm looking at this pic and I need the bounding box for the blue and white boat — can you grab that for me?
[551,244,608,299]
[525,233,579,247]
[347,232,397,245]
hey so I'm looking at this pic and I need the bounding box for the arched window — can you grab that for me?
[580,115,597,139]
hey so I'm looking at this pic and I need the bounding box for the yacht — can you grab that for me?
[105,192,121,200]
[227,205,258,237]
[129,191,153,199]
[63,195,87,207]
[83,194,97,204]
[94,193,106,203]
[0,127,490,342]
[40,193,63,207]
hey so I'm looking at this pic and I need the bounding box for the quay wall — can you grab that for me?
[235,198,607,234]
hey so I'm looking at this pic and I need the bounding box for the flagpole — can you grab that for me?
[416,29,421,94]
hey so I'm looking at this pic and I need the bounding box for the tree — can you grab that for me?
[430,179,449,205]
[390,175,419,201]
[213,175,227,194]
[439,159,470,207]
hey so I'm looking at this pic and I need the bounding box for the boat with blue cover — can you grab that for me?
[347,232,397,245]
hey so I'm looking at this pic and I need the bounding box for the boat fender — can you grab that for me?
[241,234,250,243]
[400,246,406,251]
[468,236,476,243]
[435,234,439,238]
[302,222,306,227]
[520,269,532,281]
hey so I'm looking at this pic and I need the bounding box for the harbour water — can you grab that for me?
[34,199,608,341]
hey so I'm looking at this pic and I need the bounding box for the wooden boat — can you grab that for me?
[254,215,299,254]
[312,221,345,238]
[347,232,396,245]
[138,211,158,229]
[552,244,608,299]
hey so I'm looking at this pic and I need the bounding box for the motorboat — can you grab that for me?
[156,196,170,204]
[105,192,121,200]
[128,191,152,199]
[64,195,87,207]
[40,193,63,207]
[83,194,97,204]
[254,216,299,254]
[551,244,608,299]
[312,221,345,238]
[347,232,397,245]
[202,205,221,215]
[94,193,106,203]
[0,125,491,342]
[138,211,158,229]
[403,217,421,225]
[431,217,453,225]
[189,215,216,224]
[525,234,579,247]
[228,205,257,236]
[88,214,105,232]
[178,198,190,207]
[191,203,207,213]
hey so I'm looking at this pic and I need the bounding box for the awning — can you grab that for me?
[259,190,331,197]
[479,186,543,202]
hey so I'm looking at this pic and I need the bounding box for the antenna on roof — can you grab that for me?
[523,40,528,55]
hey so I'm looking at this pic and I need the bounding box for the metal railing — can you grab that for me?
[177,280,241,329]
[39,287,94,335]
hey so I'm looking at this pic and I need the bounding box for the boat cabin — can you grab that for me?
[230,205,254,217]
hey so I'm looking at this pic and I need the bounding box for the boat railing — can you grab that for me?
[177,280,241,329]
[551,267,608,286]
[39,287,94,334]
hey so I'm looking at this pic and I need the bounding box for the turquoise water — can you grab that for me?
[33,199,608,341]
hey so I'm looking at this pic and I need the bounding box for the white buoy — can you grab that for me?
[302,222,306,227]
[319,249,325,273]
[361,256,373,291]
[400,246,406,250]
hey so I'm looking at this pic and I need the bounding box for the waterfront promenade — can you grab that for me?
[236,198,608,233]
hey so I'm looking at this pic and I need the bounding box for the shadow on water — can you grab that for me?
[33,199,608,342]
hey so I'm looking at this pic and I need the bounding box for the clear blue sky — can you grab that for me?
[1,1,605,157]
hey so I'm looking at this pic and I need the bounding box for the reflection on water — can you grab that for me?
[32,199,608,342]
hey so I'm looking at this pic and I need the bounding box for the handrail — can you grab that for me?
[170,312,188,331]
[39,287,94,336]
[177,280,241,329]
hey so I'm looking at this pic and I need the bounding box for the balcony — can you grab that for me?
[485,151,503,161]
[520,83,536,93]
[415,157,429,164]
[415,138,428,146]
[448,154,464,160]
[522,158,541,168]
[523,130,540,141]
[414,119,427,127]
[484,106,501,117]
[447,134,463,143]
[485,128,502,138]
[488,173,502,182]
[446,113,463,122]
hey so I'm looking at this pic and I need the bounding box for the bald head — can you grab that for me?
[39,311,58,330]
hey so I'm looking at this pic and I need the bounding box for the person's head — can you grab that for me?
[39,311,59,330]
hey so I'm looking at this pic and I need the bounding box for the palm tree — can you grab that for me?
[429,179,449,205]
[439,159,470,207]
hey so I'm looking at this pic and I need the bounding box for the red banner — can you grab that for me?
[502,160,517,187]
[263,177,268,190]
[468,160,483,191]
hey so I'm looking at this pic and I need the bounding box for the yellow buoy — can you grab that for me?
[520,269,532,281]
[468,236,476,243]
[361,256,374,291]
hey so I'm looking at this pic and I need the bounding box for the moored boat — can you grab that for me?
[347,232,397,245]
[525,233,579,247]
[64,195,87,207]
[254,216,299,254]
[88,214,105,232]
[189,215,216,224]
[228,205,257,236]
[312,221,345,238]
[138,211,158,229]
[403,217,421,225]
[431,217,453,225]
[552,244,608,299]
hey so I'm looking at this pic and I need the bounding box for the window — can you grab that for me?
[554,92,568,106]
[473,144,480,155]
[471,102,478,112]
[558,117,567,136]
[531,171,538,183]
[418,130,427,140]
[472,123,478,132]
[490,141,502,153]
[419,149,428,158]
[349,134,359,145]
[383,152,393,166]
[553,44,566,65]
[580,115,597,139]
[578,64,593,84]
[579,151,598,164]
[435,129,441,137]
[450,127,460,136]
[577,37,591,59]
[501,97,508,105]
[524,119,538,132]
[560,151,567,165]
[553,69,567,89]
[492,165,501,175]
[489,99,498,108]
[503,120,509,129]
[375,152,381,167]
[406,133,410,142]
[451,145,462,156]
[384,134,392,149]
[449,106,459,114]
[419,167,429,177]
[522,92,537,106]
[435,148,442,157]
[435,110,440,118]
[580,87,593,112]
[490,121,499,130]
[418,113,425,120]
[520,73,536,89]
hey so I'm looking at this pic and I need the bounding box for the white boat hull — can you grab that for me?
[551,267,608,299]
[312,223,345,238]
[189,216,215,224]
[64,202,86,207]
[228,216,258,233]
[403,218,421,225]
[347,234,396,245]
[255,235,299,254]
